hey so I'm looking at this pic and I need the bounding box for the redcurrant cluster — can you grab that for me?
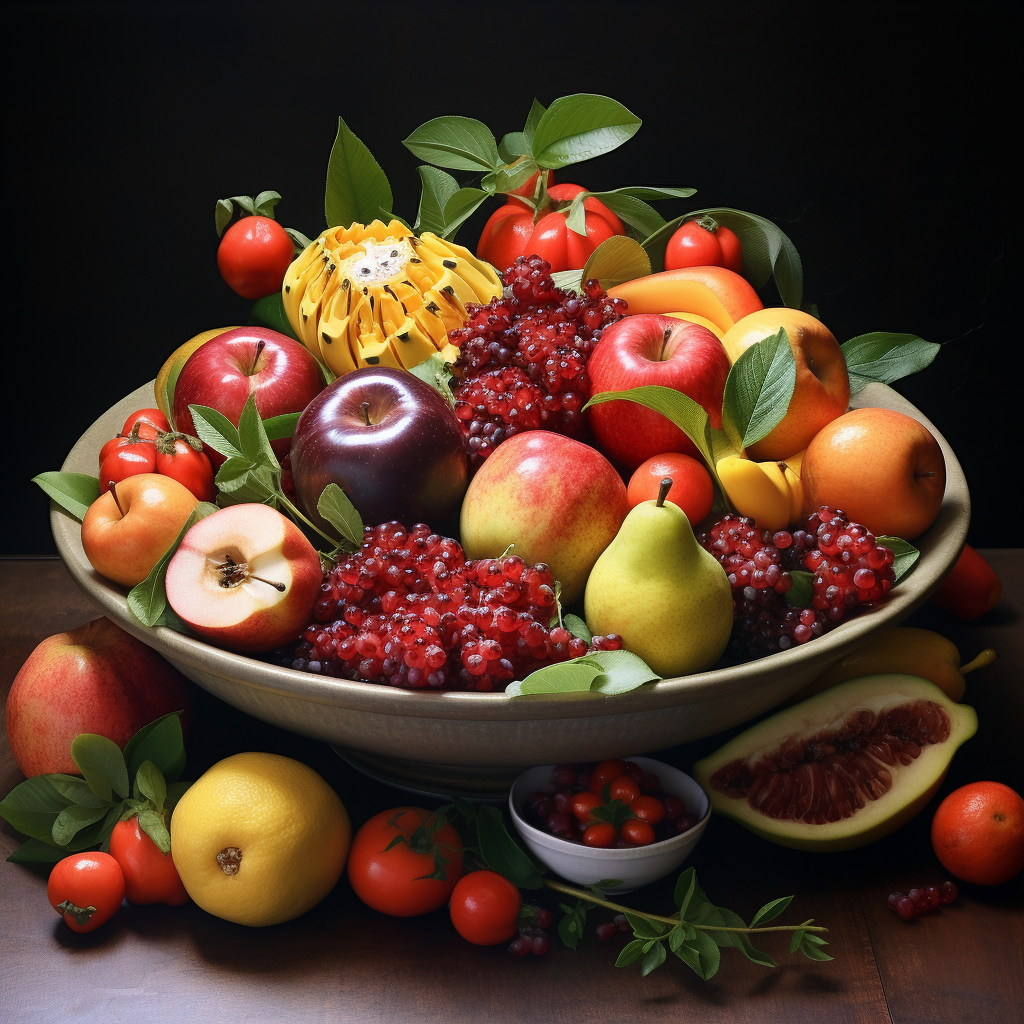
[698,506,896,659]
[888,881,958,920]
[449,255,627,466]
[285,521,622,692]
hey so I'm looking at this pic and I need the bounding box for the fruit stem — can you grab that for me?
[276,492,345,547]
[657,478,673,508]
[961,648,997,674]
[108,481,125,517]
[247,339,266,376]
[697,213,720,234]
[360,401,372,426]
[541,879,826,935]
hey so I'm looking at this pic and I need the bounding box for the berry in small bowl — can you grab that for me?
[509,756,710,893]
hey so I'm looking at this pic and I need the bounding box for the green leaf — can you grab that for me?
[317,483,363,549]
[550,269,583,294]
[750,895,793,927]
[531,94,641,169]
[236,393,279,471]
[6,838,70,864]
[578,235,651,290]
[134,761,167,812]
[215,198,234,237]
[284,226,314,253]
[127,501,218,627]
[563,613,592,644]
[638,940,668,977]
[476,805,544,889]
[408,351,456,406]
[674,867,698,915]
[414,166,460,236]
[188,405,243,460]
[32,472,101,522]
[252,190,281,217]
[403,116,501,173]
[497,132,528,162]
[52,804,109,846]
[522,98,546,151]
[625,912,669,940]
[799,940,834,962]
[557,900,588,949]
[248,292,299,341]
[126,713,186,784]
[137,806,171,855]
[790,929,805,954]
[587,649,661,695]
[841,333,941,395]
[785,570,814,608]
[674,932,720,979]
[45,775,114,809]
[325,116,394,228]
[720,328,797,451]
[441,188,491,240]
[71,734,129,801]
[877,536,920,585]
[482,158,539,196]
[584,191,665,238]
[505,658,604,697]
[262,411,302,443]
[0,776,76,844]
[616,938,647,967]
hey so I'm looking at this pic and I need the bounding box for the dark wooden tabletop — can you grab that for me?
[1,553,1021,1024]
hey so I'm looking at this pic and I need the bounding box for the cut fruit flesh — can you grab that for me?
[692,674,977,851]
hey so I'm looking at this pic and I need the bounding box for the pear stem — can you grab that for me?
[961,649,997,674]
[657,477,673,507]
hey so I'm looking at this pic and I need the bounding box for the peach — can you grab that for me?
[459,432,630,606]
[164,503,322,652]
[722,308,850,461]
[801,407,946,539]
[5,617,192,777]
[81,474,199,587]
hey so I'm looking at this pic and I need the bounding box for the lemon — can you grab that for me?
[170,752,351,927]
[154,326,238,423]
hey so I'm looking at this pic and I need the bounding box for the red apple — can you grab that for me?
[290,366,469,533]
[81,474,199,587]
[164,503,322,652]
[459,432,629,606]
[5,617,192,778]
[171,326,324,468]
[586,314,732,471]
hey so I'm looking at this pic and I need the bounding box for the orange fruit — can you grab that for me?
[930,781,1024,886]
[800,406,946,539]
[626,453,715,525]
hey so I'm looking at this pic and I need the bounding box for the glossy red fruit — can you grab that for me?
[664,216,743,274]
[47,852,125,932]
[154,434,216,502]
[931,544,1002,620]
[108,816,189,906]
[217,215,295,299]
[449,870,522,945]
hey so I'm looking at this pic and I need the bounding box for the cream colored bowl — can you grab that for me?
[51,381,969,796]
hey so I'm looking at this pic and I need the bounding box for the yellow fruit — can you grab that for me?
[282,220,502,379]
[155,327,238,423]
[716,451,805,530]
[665,310,725,339]
[169,752,351,927]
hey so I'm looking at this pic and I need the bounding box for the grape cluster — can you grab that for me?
[888,881,958,920]
[698,506,896,659]
[285,521,622,692]
[449,255,627,466]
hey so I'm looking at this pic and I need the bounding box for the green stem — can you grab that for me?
[541,879,827,935]
[276,491,340,547]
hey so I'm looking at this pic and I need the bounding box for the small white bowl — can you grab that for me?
[508,756,711,894]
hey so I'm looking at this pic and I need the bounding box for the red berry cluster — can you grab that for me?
[698,506,896,658]
[449,255,627,466]
[524,760,699,849]
[888,881,957,920]
[286,521,622,692]
[508,905,554,957]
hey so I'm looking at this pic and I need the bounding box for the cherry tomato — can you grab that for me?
[99,440,157,491]
[217,215,295,300]
[589,759,628,793]
[572,790,603,823]
[449,870,521,945]
[620,819,657,846]
[347,807,464,917]
[122,408,170,437]
[47,852,125,933]
[108,816,189,906]
[155,434,216,502]
[608,776,641,806]
[664,216,743,274]
[583,822,618,848]
[630,795,666,825]
[476,183,625,274]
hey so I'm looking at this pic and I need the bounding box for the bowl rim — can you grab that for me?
[507,756,712,858]
[51,380,970,723]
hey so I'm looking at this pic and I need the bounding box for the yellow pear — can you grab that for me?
[584,478,734,677]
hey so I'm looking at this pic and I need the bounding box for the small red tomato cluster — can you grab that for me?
[887,881,958,921]
[525,759,699,849]
[98,408,215,502]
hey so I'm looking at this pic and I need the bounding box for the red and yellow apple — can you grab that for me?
[81,474,199,587]
[800,407,945,539]
[721,308,850,462]
[164,503,322,652]
[5,617,192,777]
[459,432,629,605]
[586,314,732,471]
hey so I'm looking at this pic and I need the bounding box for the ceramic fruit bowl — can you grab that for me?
[508,757,711,893]
[50,381,969,797]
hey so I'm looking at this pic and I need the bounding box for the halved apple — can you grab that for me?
[165,504,322,653]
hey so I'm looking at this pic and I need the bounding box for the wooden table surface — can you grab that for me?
[1,553,1021,1024]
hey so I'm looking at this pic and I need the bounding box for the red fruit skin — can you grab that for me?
[931,543,1002,620]
[217,215,295,300]
[449,870,521,946]
[109,817,189,905]
[587,314,732,470]
[6,619,192,778]
[665,220,744,274]
[47,853,126,933]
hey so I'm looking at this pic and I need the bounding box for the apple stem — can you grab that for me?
[108,481,125,517]
[360,401,372,426]
[250,575,287,592]
[248,339,266,376]
[214,555,285,592]
[657,478,673,507]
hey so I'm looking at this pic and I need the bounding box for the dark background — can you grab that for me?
[5,1,1013,555]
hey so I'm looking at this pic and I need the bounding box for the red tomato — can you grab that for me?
[608,776,641,806]
[571,790,602,823]
[665,216,743,274]
[99,440,157,491]
[589,759,628,793]
[620,819,657,846]
[217,215,295,300]
[630,795,666,825]
[155,434,216,502]
[449,870,521,945]
[108,816,189,906]
[476,183,625,274]
[122,408,170,437]
[47,852,125,933]
[583,822,617,847]
[347,807,464,917]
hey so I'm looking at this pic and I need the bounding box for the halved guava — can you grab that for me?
[692,674,977,851]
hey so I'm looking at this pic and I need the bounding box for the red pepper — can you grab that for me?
[931,543,1002,620]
